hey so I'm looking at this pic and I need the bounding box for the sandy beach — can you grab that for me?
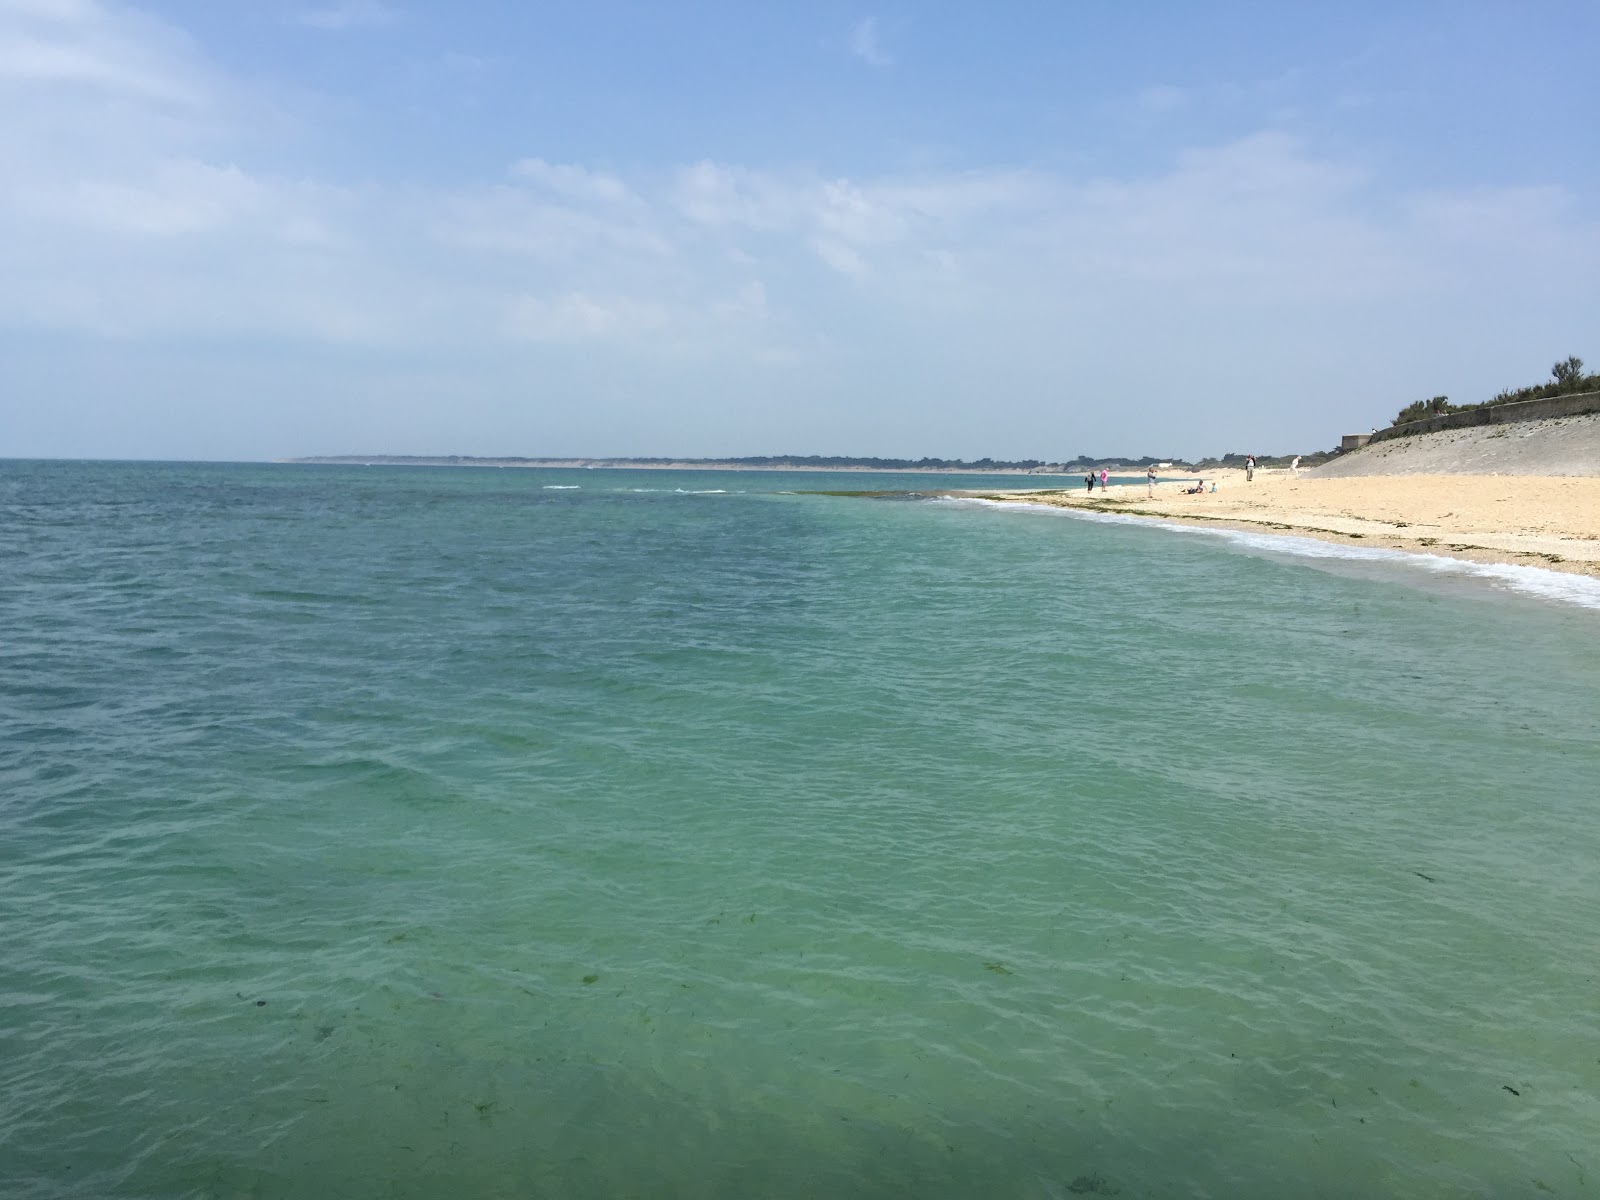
[991,470,1600,577]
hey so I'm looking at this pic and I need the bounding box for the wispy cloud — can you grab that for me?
[292,1,397,32]
[511,158,636,206]
[848,17,891,67]
[507,291,667,344]
[0,0,208,104]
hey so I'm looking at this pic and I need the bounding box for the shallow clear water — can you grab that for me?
[2,460,1598,1199]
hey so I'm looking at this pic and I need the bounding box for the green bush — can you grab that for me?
[1390,357,1598,428]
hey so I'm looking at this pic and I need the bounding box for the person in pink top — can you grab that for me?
[1099,469,1109,491]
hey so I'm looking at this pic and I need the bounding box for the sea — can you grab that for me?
[3,459,1598,1200]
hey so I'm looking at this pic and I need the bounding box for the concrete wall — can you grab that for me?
[1370,390,1600,443]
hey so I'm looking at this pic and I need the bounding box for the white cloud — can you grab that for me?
[670,160,1045,277]
[0,0,97,20]
[810,237,867,278]
[0,0,207,104]
[292,1,397,31]
[0,32,187,98]
[673,160,803,230]
[60,160,266,236]
[433,183,671,261]
[848,17,891,67]
[511,158,635,206]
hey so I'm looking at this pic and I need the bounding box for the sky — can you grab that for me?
[2,0,1598,462]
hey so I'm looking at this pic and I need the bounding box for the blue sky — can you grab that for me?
[2,0,1597,461]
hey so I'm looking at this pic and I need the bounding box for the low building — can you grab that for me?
[1340,433,1372,451]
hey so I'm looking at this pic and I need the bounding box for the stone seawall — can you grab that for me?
[1370,390,1600,442]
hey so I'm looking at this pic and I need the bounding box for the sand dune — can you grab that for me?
[1312,412,1600,477]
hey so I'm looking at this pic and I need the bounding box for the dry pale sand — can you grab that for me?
[1313,411,1600,477]
[990,471,1600,577]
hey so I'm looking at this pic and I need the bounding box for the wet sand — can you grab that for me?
[988,472,1600,578]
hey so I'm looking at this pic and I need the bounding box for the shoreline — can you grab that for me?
[973,473,1600,579]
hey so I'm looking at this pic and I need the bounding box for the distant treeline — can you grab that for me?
[676,455,1053,470]
[1392,355,1596,427]
[296,454,1063,471]
[1060,455,1190,471]
[1190,450,1339,471]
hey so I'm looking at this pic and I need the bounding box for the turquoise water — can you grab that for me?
[3,460,1598,1200]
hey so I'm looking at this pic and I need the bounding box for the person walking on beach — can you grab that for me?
[1245,455,1255,482]
[1147,465,1157,497]
[1290,455,1301,477]
[1085,472,1095,493]
[1099,468,1109,493]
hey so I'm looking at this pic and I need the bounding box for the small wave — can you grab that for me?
[674,489,728,494]
[1192,527,1600,611]
[950,497,1600,611]
[542,485,581,490]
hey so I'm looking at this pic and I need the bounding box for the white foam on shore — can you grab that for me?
[947,497,1600,611]
[543,485,581,489]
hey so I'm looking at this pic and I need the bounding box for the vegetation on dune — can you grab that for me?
[1390,356,1597,427]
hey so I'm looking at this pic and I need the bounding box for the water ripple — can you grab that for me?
[2,462,1598,1198]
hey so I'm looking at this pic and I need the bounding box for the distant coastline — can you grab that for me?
[284,455,1084,475]
[285,452,1344,474]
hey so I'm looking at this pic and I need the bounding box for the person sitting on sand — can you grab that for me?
[1183,481,1205,495]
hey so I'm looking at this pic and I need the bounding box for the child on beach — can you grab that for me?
[1147,465,1156,497]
